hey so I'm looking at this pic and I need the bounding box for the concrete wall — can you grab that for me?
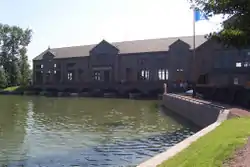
[162,94,223,128]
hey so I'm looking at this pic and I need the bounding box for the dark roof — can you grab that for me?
[33,35,207,60]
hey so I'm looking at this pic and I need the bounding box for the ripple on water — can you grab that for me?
[0,97,198,167]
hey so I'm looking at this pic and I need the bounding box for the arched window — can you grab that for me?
[158,69,168,80]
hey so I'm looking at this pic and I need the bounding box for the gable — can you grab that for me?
[42,51,55,60]
[169,39,191,50]
[90,40,119,55]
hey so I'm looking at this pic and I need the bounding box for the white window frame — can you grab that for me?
[140,69,150,80]
[94,71,101,81]
[67,72,73,81]
[158,69,168,80]
[236,62,242,67]
[233,77,239,85]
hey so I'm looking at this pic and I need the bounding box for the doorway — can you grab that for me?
[104,70,110,82]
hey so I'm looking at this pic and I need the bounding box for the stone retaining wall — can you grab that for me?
[162,94,224,128]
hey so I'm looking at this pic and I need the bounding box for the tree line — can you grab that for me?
[0,24,32,88]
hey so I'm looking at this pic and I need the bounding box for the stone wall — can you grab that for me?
[162,94,224,128]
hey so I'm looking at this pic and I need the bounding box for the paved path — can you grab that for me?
[169,94,250,117]
[168,93,226,109]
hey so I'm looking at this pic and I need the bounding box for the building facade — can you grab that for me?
[195,39,250,87]
[32,35,250,94]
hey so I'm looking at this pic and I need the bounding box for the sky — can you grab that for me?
[0,0,224,64]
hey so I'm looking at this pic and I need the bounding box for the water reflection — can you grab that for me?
[0,96,28,162]
[4,128,195,167]
[0,96,197,166]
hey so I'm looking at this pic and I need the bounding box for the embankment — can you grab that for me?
[161,94,225,128]
[138,94,250,167]
[157,117,250,167]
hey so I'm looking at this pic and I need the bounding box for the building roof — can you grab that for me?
[33,35,207,60]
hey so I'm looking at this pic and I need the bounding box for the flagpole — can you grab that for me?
[192,7,197,97]
[193,8,196,60]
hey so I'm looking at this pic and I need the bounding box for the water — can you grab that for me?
[0,96,197,167]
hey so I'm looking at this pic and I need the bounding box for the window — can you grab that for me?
[236,62,242,67]
[234,77,239,85]
[36,64,42,69]
[54,70,57,74]
[244,62,249,67]
[177,69,184,72]
[93,71,101,81]
[67,72,73,81]
[138,69,150,80]
[41,64,44,69]
[158,69,168,80]
[54,64,57,68]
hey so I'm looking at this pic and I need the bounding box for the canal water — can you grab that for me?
[0,96,198,167]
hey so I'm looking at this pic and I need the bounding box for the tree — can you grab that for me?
[0,24,32,87]
[190,0,250,48]
[9,60,21,86]
[0,67,7,88]
[19,47,31,86]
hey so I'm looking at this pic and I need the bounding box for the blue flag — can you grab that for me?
[194,9,208,22]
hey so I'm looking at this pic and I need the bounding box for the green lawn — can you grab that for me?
[3,86,20,91]
[159,117,250,167]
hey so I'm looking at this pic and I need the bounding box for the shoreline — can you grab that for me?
[138,94,250,167]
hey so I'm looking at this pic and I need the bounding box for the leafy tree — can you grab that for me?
[0,23,32,87]
[0,66,7,88]
[19,47,31,86]
[9,60,21,86]
[190,0,250,48]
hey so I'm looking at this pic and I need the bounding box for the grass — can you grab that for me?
[158,117,250,167]
[3,86,20,91]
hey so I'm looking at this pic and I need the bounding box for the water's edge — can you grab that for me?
[137,94,230,167]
